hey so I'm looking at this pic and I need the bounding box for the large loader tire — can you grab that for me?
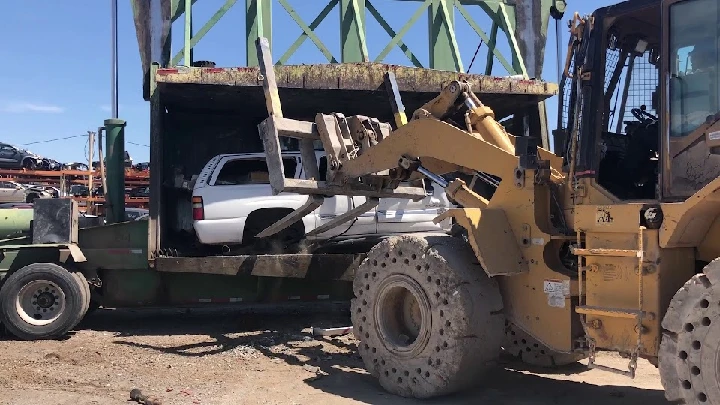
[0,263,85,340]
[503,321,586,367]
[660,258,720,404]
[350,234,505,398]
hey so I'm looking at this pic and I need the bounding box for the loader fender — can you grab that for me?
[434,208,528,276]
[660,176,720,250]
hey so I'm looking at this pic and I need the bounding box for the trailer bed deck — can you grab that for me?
[155,253,361,281]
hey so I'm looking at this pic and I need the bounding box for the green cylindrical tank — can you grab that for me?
[104,118,127,224]
[0,208,33,239]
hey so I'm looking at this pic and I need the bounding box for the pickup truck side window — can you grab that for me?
[214,157,298,185]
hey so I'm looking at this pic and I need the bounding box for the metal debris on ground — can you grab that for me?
[129,388,162,405]
[311,326,353,337]
[228,344,260,359]
[302,364,329,381]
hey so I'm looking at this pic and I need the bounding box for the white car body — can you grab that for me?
[192,152,452,246]
[0,181,52,203]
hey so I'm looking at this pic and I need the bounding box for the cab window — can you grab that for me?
[668,0,720,137]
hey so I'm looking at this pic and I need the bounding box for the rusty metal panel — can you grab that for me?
[155,253,364,281]
[155,64,558,96]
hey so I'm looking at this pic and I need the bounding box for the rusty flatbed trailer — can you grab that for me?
[0,62,556,341]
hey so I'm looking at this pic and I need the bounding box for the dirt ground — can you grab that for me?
[0,304,667,405]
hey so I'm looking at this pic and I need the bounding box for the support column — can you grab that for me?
[428,0,462,72]
[104,118,127,224]
[340,0,368,62]
[184,0,193,66]
[514,0,558,79]
[246,0,272,66]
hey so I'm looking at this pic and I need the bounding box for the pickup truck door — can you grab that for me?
[201,155,305,244]
[303,156,376,237]
[376,180,449,234]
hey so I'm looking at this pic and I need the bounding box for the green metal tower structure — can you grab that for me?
[132,0,566,85]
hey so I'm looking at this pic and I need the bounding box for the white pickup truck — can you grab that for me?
[192,152,452,247]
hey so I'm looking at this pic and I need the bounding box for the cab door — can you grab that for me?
[663,0,720,198]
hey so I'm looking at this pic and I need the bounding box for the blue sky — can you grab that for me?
[0,0,614,163]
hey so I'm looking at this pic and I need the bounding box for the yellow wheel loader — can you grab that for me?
[254,0,720,402]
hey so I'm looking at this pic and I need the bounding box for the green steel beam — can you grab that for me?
[162,0,537,76]
[171,0,199,23]
[484,19,499,75]
[173,0,239,66]
[279,0,338,63]
[277,0,338,65]
[375,0,432,63]
[246,0,272,66]
[498,3,527,77]
[454,1,516,75]
[340,0,369,62]
[428,0,462,72]
[366,1,423,68]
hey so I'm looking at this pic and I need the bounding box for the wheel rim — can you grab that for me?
[15,280,66,326]
[374,274,431,357]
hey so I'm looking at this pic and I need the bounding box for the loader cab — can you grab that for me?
[561,0,719,201]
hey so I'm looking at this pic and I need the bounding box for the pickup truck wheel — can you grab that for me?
[243,209,305,253]
[351,234,504,398]
[0,263,85,340]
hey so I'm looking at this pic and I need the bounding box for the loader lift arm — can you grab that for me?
[253,36,565,244]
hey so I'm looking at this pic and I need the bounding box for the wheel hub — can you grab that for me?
[374,274,431,356]
[16,280,65,326]
[35,291,56,309]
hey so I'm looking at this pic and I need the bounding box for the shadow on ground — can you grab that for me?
[70,306,666,405]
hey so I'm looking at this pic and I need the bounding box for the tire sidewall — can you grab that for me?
[0,264,84,340]
[351,235,504,398]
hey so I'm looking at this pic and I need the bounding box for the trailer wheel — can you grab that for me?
[0,263,85,340]
[71,272,91,327]
[503,321,586,367]
[660,258,720,404]
[351,234,504,398]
